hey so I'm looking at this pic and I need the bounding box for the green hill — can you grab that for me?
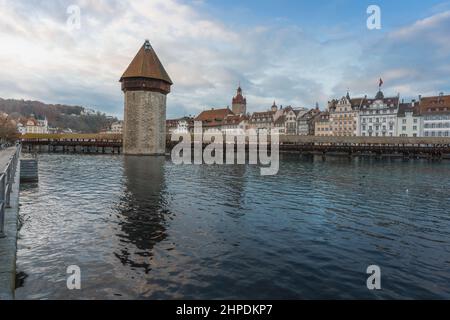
[0,98,118,133]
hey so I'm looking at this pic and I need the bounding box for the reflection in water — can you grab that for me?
[14,153,450,299]
[114,156,170,273]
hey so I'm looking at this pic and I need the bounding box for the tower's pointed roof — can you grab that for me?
[120,40,173,84]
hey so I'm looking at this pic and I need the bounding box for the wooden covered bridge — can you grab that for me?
[279,136,450,159]
[21,133,123,154]
[21,133,450,158]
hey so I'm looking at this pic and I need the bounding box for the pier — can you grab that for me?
[0,145,21,300]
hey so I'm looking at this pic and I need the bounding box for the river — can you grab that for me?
[15,154,450,299]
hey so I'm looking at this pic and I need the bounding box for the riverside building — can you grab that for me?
[397,102,421,137]
[420,93,450,137]
[328,93,361,137]
[359,90,400,137]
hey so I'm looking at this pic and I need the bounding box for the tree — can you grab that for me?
[0,117,19,143]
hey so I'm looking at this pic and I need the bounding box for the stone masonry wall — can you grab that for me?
[123,90,166,155]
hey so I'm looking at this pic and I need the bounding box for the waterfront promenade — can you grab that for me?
[0,147,21,300]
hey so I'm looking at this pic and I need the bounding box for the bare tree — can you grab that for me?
[0,117,19,143]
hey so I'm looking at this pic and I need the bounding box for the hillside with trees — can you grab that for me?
[0,98,119,133]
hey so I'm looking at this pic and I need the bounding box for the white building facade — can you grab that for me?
[420,94,450,137]
[110,121,123,133]
[359,91,400,137]
[397,103,421,137]
[20,117,49,134]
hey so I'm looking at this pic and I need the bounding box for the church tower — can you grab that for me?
[232,85,247,115]
[120,40,173,155]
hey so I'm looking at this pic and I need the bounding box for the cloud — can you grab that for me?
[389,11,450,41]
[332,10,450,100]
[0,1,449,118]
[0,0,353,118]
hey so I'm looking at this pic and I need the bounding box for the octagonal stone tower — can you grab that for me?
[120,40,173,155]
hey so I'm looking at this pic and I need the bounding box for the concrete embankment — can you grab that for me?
[0,148,21,300]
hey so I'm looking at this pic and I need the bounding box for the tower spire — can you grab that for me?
[232,83,246,115]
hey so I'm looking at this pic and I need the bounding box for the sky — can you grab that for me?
[0,0,450,119]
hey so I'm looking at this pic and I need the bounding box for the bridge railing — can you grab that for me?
[0,144,21,238]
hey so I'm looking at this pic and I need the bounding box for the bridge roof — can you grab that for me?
[22,133,122,141]
[120,40,173,85]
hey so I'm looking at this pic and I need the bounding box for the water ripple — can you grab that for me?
[14,154,450,299]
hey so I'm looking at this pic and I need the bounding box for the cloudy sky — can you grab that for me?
[0,0,449,119]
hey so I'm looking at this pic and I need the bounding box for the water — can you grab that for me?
[15,154,450,299]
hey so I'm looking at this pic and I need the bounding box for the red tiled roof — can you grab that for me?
[18,118,38,126]
[251,111,275,118]
[274,115,285,125]
[223,114,247,125]
[316,111,329,122]
[360,94,399,109]
[166,119,179,128]
[195,108,234,127]
[419,94,450,114]
[120,40,173,84]
[398,103,420,116]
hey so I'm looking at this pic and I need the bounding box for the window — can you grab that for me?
[402,119,407,124]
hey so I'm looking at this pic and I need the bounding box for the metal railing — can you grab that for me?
[0,144,21,238]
